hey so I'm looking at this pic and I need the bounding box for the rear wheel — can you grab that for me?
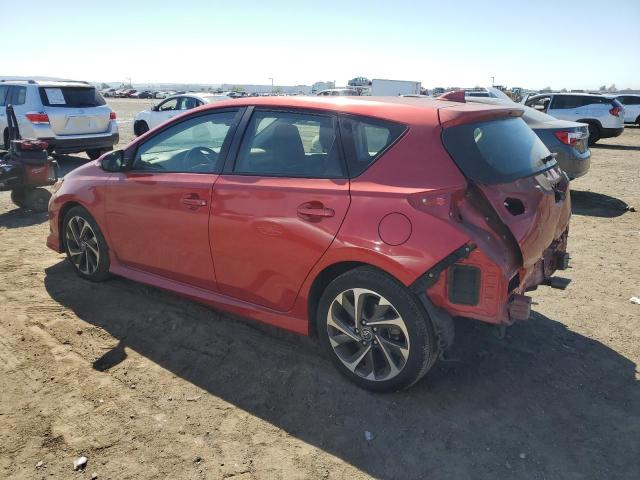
[587,123,601,145]
[317,267,439,392]
[10,188,27,208]
[25,188,51,212]
[63,206,110,281]
[134,121,149,136]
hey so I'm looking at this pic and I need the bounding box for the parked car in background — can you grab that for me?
[610,94,640,126]
[133,93,232,135]
[133,90,155,99]
[525,93,624,144]
[102,88,117,97]
[48,96,571,391]
[0,79,118,159]
[467,96,590,179]
[316,88,359,96]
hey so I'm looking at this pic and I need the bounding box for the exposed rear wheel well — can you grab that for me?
[2,128,8,150]
[307,261,390,337]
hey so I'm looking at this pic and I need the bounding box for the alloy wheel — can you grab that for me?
[65,216,100,275]
[326,288,410,382]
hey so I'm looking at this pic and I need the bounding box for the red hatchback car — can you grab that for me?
[47,96,571,391]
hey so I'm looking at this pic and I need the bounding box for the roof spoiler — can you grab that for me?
[437,90,465,103]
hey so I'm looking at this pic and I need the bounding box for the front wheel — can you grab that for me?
[63,206,111,281]
[317,267,439,392]
[134,121,149,136]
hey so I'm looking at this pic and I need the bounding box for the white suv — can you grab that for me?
[611,94,640,126]
[524,93,624,145]
[0,80,119,159]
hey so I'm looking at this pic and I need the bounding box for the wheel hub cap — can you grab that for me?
[65,216,100,275]
[326,288,410,382]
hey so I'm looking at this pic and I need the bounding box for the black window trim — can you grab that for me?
[224,106,349,180]
[338,112,409,179]
[125,107,245,174]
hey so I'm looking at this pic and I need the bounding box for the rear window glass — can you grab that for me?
[442,117,555,184]
[38,87,106,107]
[340,116,406,177]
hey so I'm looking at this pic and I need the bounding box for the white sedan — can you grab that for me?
[133,93,231,135]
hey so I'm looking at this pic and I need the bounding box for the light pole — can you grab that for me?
[269,77,274,94]
[491,76,495,87]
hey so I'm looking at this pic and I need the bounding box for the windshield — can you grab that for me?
[442,117,554,184]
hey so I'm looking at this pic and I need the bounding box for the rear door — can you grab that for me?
[105,109,241,290]
[40,86,112,135]
[210,108,350,311]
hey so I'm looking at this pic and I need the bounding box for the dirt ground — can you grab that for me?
[0,99,638,480]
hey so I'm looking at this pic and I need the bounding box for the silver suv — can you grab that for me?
[0,80,119,159]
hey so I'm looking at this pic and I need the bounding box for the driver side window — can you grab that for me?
[133,111,238,173]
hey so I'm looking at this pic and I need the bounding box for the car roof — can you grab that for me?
[194,95,524,127]
[0,79,93,88]
[529,92,605,98]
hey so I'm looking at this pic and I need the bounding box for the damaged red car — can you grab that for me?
[47,96,571,391]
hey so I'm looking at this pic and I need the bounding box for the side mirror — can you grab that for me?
[101,150,125,172]
[151,105,159,111]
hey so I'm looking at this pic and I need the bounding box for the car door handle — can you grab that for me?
[181,195,207,207]
[297,202,335,219]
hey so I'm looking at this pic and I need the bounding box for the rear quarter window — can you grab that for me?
[38,87,106,108]
[0,85,8,106]
[339,116,406,177]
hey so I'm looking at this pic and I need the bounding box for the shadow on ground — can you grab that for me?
[43,261,640,479]
[571,189,630,217]
[591,143,640,152]
[0,207,48,228]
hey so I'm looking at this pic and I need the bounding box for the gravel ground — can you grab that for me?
[0,99,638,479]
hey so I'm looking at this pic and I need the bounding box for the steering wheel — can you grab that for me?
[182,146,218,172]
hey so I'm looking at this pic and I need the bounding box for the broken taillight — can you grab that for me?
[609,106,621,117]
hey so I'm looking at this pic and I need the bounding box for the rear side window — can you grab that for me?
[339,116,406,177]
[38,87,106,108]
[234,110,344,178]
[10,86,26,105]
[442,117,554,185]
[0,85,8,106]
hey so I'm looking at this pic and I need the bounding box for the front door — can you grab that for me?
[211,109,350,311]
[105,109,240,290]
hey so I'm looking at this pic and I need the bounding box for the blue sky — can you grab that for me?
[2,0,639,89]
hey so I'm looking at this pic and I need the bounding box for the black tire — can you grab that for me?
[587,123,601,145]
[62,206,111,282]
[134,121,149,136]
[10,188,27,208]
[86,149,105,160]
[317,266,439,392]
[25,188,51,213]
[636,115,640,127]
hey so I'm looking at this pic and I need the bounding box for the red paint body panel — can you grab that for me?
[46,96,572,336]
[104,172,218,291]
[210,175,350,311]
